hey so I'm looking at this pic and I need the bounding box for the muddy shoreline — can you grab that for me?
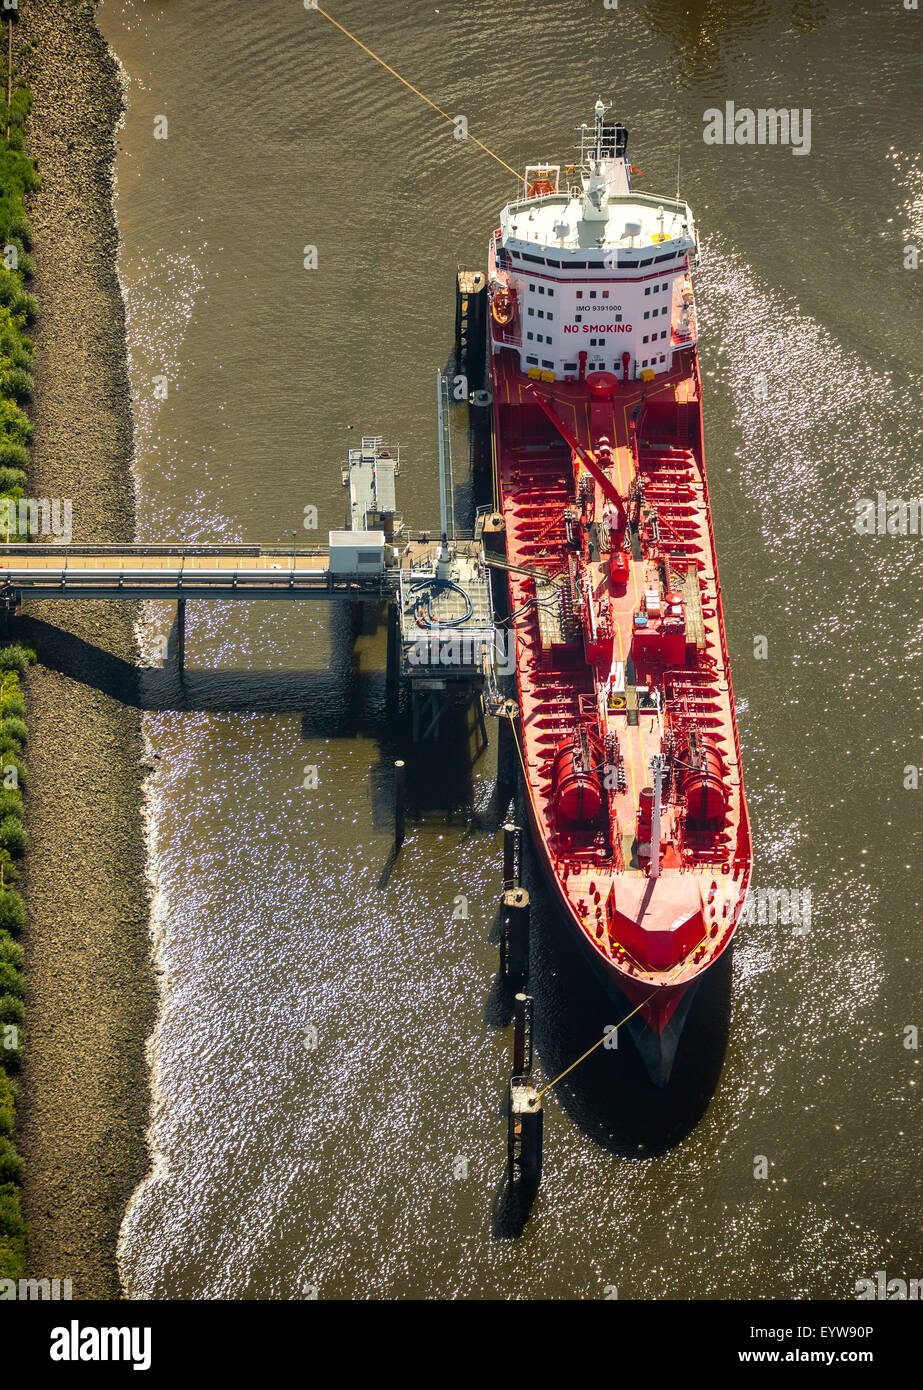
[15,0,155,1299]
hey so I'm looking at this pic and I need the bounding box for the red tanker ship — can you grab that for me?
[488,102,751,1084]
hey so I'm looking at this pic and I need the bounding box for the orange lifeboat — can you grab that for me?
[528,176,556,198]
[490,285,515,327]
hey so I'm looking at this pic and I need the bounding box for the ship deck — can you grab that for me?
[493,347,750,1002]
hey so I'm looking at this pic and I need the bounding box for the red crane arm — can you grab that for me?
[523,383,627,530]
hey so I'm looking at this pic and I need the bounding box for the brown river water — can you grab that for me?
[94,0,921,1298]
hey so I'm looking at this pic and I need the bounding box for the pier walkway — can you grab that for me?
[0,543,394,601]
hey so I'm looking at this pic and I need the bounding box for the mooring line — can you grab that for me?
[312,6,523,182]
[535,997,651,1100]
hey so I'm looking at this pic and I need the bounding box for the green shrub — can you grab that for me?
[0,937,23,969]
[6,215,32,251]
[0,994,23,1026]
[0,646,34,673]
[0,274,17,308]
[4,344,31,372]
[0,1010,21,1063]
[0,468,26,494]
[0,963,22,999]
[0,1138,23,1185]
[0,691,24,719]
[0,756,26,792]
[2,367,31,403]
[0,395,31,443]
[0,1070,15,1116]
[0,795,22,823]
[0,1181,26,1280]
[0,817,25,857]
[0,891,25,934]
[0,1105,12,1138]
[0,717,26,747]
[11,291,36,326]
[9,89,32,124]
[0,441,28,472]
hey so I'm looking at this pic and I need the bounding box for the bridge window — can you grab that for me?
[564,362,577,371]
[527,331,534,340]
[526,355,538,364]
[542,359,554,368]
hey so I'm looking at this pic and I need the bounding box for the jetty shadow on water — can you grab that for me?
[369,701,480,883]
[521,837,732,1160]
[16,612,389,732]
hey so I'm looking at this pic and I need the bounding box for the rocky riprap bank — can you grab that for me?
[3,0,157,1300]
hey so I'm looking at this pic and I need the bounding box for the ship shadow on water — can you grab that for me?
[525,839,733,1159]
[490,819,732,1239]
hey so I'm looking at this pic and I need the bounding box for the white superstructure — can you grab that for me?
[488,101,699,381]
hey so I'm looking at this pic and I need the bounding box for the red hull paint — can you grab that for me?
[490,345,752,1057]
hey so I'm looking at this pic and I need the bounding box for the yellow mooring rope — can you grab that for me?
[312,6,523,183]
[535,998,651,1100]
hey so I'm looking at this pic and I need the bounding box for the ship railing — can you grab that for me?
[689,347,745,800]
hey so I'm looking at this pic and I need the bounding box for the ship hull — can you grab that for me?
[490,342,751,1082]
[485,144,751,1086]
[517,756,706,1086]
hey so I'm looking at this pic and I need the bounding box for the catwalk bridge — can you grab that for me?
[0,542,396,601]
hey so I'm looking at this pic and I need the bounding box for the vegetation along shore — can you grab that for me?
[0,0,157,1299]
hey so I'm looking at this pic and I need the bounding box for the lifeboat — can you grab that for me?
[490,284,515,327]
[528,175,556,198]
